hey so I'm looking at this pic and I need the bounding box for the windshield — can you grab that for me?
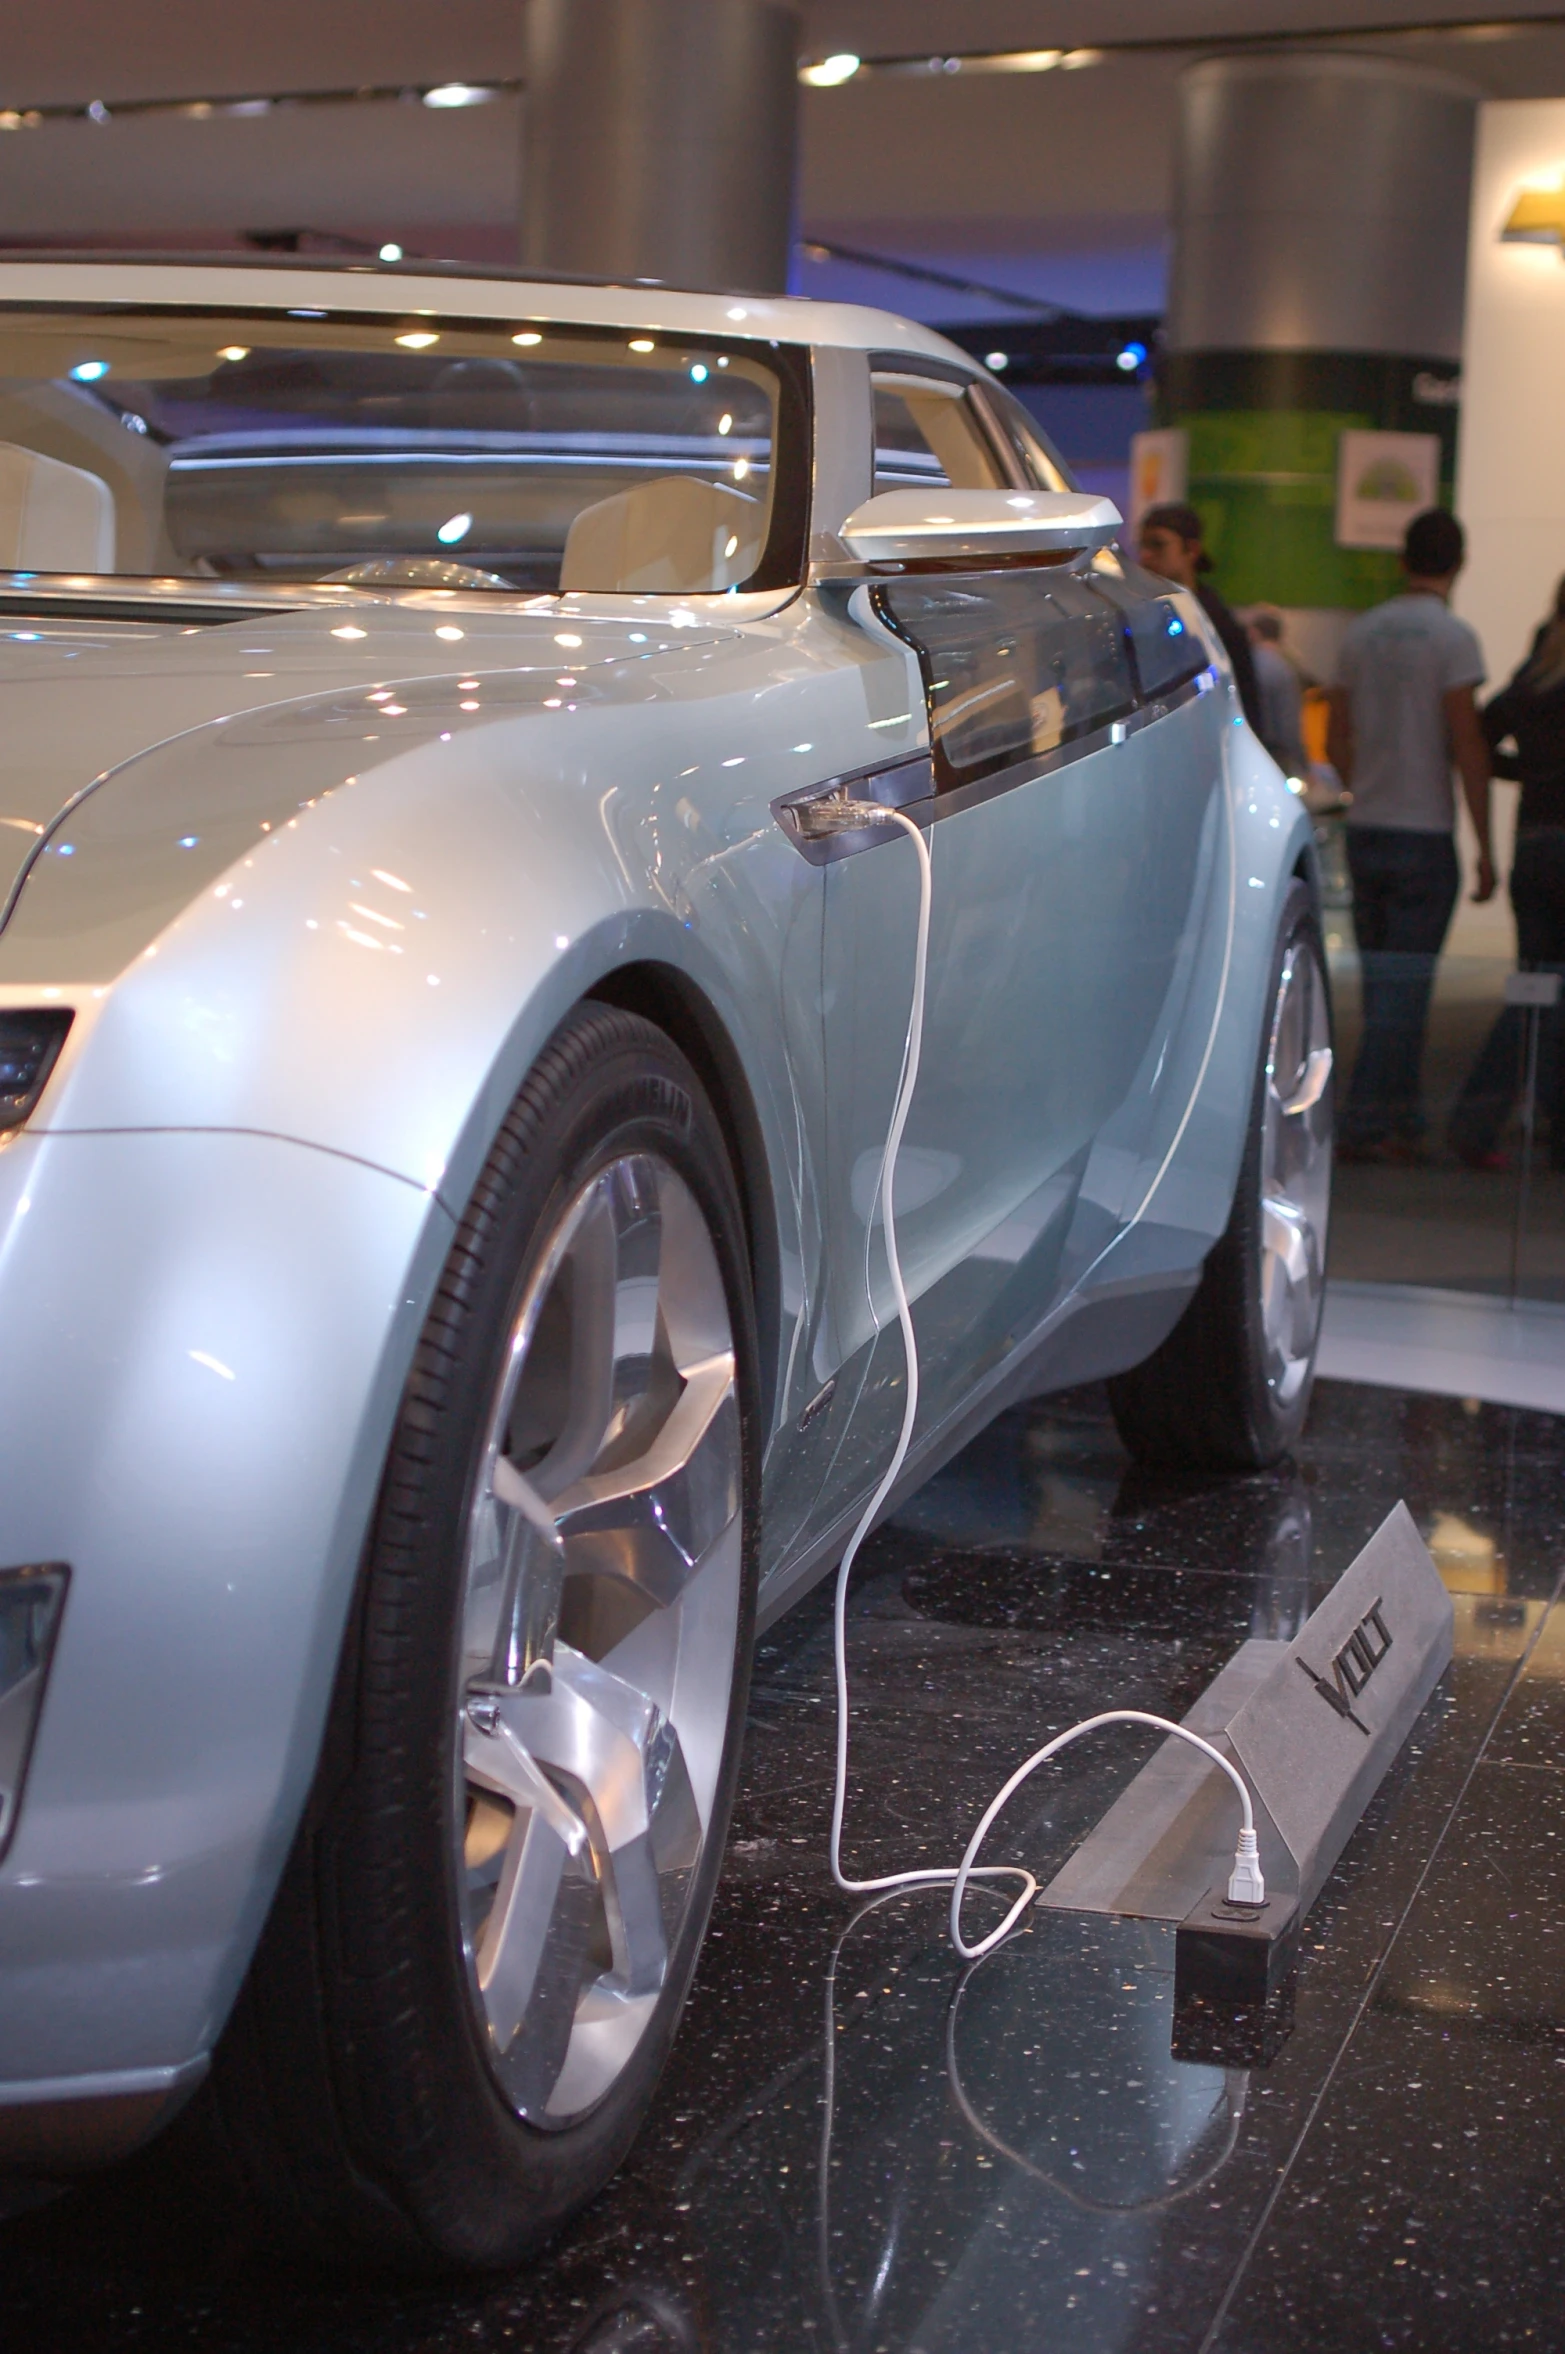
[0,305,811,596]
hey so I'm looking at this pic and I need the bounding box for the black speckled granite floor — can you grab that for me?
[4,1378,1563,2353]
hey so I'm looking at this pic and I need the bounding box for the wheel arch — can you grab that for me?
[586,960,782,1431]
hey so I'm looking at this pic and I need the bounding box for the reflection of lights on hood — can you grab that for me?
[436,512,473,545]
[397,330,439,350]
[69,359,109,381]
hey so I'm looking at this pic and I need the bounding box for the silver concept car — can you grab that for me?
[0,261,1331,2263]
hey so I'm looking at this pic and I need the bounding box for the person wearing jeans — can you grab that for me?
[1328,509,1495,1160]
[1448,577,1565,1169]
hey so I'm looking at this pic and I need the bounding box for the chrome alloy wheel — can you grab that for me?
[1259,934,1334,1407]
[455,1151,742,2128]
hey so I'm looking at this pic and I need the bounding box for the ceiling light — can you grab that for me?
[436,513,473,544]
[801,53,861,87]
[396,330,439,349]
[435,624,464,641]
[330,625,368,640]
[512,330,542,346]
[423,83,494,109]
[985,351,1008,371]
[629,338,655,353]
[379,242,403,262]
[217,345,249,362]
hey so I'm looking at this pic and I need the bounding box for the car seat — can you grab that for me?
[0,443,117,574]
[558,474,763,595]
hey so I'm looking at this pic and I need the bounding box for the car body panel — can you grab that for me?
[0,266,1317,2132]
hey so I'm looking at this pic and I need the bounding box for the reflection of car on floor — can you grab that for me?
[0,259,1331,2262]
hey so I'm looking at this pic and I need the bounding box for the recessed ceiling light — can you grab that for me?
[423,83,495,109]
[801,53,860,87]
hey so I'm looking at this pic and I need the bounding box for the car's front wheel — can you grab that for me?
[206,1005,758,2268]
[1108,879,1333,1471]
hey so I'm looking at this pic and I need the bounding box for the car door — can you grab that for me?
[804,391,1224,1531]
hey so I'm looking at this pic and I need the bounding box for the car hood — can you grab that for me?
[0,589,750,982]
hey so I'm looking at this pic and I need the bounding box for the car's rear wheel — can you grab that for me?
[1108,880,1333,1471]
[205,1005,758,2269]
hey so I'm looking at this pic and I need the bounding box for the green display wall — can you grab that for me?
[1158,351,1460,611]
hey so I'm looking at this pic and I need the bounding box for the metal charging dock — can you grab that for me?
[1038,1504,1454,2005]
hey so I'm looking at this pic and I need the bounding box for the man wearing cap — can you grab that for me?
[1328,507,1495,1162]
[1137,501,1264,738]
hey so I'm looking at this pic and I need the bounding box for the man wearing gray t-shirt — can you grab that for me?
[1328,508,1495,1159]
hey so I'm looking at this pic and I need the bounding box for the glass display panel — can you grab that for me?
[0,307,810,594]
[1089,554,1208,699]
[876,570,1136,791]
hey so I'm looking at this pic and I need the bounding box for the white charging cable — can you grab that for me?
[823,799,1264,1962]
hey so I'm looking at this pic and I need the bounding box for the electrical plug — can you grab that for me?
[1226,1828,1265,1906]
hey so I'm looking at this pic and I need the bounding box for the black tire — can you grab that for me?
[1108,879,1333,1472]
[199,1005,760,2270]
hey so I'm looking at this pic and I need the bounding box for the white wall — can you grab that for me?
[1456,99,1565,688]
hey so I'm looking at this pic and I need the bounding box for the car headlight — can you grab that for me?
[0,1008,72,1131]
[0,1565,68,1859]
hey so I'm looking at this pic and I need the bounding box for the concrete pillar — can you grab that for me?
[522,0,800,295]
[1161,52,1477,668]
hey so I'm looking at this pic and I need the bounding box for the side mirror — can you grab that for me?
[821,488,1122,578]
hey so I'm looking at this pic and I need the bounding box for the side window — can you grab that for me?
[872,376,1009,495]
[971,381,1073,493]
[1090,554,1208,699]
[876,571,1136,792]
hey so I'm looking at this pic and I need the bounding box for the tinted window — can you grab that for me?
[872,378,1008,494]
[1090,555,1207,698]
[876,570,1136,791]
[0,306,810,593]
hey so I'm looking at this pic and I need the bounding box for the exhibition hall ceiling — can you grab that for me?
[2,1,1565,313]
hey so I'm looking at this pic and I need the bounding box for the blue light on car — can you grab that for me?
[690,363,709,382]
[1116,342,1148,372]
[69,360,110,382]
[1167,617,1184,635]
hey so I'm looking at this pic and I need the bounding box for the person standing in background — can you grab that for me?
[1137,502,1264,739]
[1448,574,1565,1170]
[1328,508,1495,1163]
[1247,606,1310,778]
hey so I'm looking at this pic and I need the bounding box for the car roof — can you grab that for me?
[0,255,980,372]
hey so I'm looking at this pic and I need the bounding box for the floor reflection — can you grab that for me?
[3,1378,1563,2353]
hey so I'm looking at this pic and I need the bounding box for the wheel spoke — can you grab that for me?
[552,1355,739,1605]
